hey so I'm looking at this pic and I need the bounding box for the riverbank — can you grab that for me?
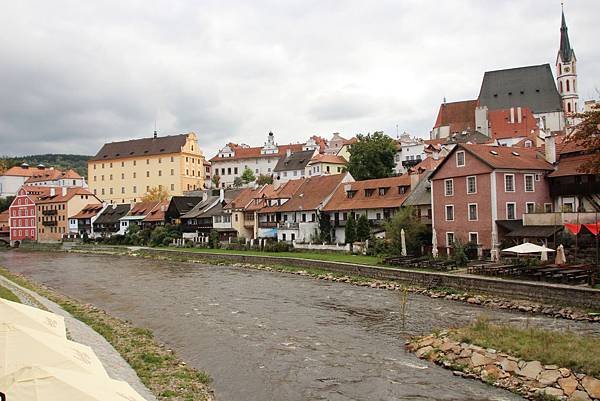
[407,320,600,401]
[0,266,214,401]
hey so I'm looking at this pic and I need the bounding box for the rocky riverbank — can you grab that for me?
[407,333,600,401]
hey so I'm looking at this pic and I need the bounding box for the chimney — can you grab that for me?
[517,107,522,123]
[61,187,67,196]
[509,107,515,124]
[50,188,56,196]
[545,134,556,164]
[410,173,420,190]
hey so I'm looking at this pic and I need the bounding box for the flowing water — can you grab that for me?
[2,251,598,401]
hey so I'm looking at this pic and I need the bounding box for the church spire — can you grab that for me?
[559,7,574,63]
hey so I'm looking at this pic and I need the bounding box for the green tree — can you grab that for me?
[0,196,15,213]
[356,214,371,242]
[346,132,396,180]
[233,177,244,188]
[566,104,600,173]
[344,214,357,244]
[384,207,428,256]
[208,229,220,249]
[256,174,273,185]
[241,167,256,184]
[318,213,332,243]
[211,174,221,188]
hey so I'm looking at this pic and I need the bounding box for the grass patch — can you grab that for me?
[452,316,600,376]
[0,285,21,303]
[0,266,212,401]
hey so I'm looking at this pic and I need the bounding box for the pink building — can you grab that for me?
[8,186,52,244]
[430,144,553,254]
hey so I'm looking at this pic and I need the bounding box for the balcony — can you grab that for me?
[523,212,600,226]
[243,221,255,228]
[259,221,278,228]
[278,221,299,230]
[42,210,58,216]
[42,221,58,227]
[549,181,600,197]
[401,158,421,168]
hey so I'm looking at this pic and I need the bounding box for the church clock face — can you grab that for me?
[564,66,570,73]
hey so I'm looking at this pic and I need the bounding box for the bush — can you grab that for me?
[208,230,220,249]
[263,241,291,252]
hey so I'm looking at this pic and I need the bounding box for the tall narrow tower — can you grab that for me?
[556,6,578,116]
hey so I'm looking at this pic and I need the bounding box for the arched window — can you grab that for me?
[558,63,562,74]
[567,103,572,113]
[559,81,563,93]
[566,80,570,92]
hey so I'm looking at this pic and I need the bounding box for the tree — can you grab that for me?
[318,212,332,243]
[346,131,397,180]
[566,104,600,174]
[211,174,221,188]
[0,196,15,213]
[241,167,256,184]
[233,177,244,188]
[256,174,273,185]
[344,214,357,244]
[384,207,428,256]
[142,186,169,202]
[356,214,371,242]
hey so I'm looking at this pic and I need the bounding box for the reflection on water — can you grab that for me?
[3,251,597,401]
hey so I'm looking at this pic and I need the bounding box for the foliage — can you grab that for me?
[208,229,220,249]
[0,154,90,178]
[142,186,169,202]
[567,104,600,174]
[241,167,256,183]
[0,159,6,174]
[233,177,243,188]
[452,239,469,267]
[346,131,397,180]
[366,237,391,256]
[0,196,15,213]
[263,241,292,252]
[344,214,357,244]
[211,174,221,188]
[256,174,273,185]
[356,214,371,242]
[384,207,427,256]
[0,285,21,303]
[318,213,332,243]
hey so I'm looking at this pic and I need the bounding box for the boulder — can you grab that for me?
[499,358,519,373]
[569,390,592,401]
[581,376,600,399]
[459,348,473,358]
[517,361,543,380]
[538,369,562,386]
[538,387,565,399]
[417,337,435,348]
[415,346,433,358]
[482,364,509,380]
[439,340,455,352]
[559,376,579,396]
[559,368,572,378]
[471,352,492,367]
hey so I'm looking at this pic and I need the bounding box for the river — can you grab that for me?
[2,251,598,401]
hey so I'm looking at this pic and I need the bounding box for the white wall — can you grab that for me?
[211,157,278,187]
[0,176,27,197]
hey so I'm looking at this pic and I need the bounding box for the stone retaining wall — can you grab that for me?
[142,248,600,310]
[407,333,600,401]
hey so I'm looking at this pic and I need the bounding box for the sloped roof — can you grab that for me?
[181,196,221,219]
[36,187,97,204]
[90,134,189,161]
[142,201,170,222]
[404,172,433,207]
[25,169,82,183]
[224,187,256,210]
[433,100,477,133]
[488,107,540,139]
[210,143,304,162]
[2,166,51,178]
[308,154,347,165]
[548,154,594,177]
[448,144,554,172]
[478,64,562,113]
[559,10,575,63]
[274,150,315,172]
[261,174,347,213]
[323,175,411,212]
[167,196,204,216]
[94,204,131,225]
[70,204,104,219]
[410,156,443,173]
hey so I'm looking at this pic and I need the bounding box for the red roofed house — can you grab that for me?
[1,164,52,197]
[69,203,106,237]
[142,200,170,229]
[307,154,347,177]
[25,168,87,188]
[323,175,413,243]
[258,173,352,242]
[430,100,477,140]
[8,186,53,244]
[430,144,554,256]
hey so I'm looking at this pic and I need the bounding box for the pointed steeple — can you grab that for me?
[559,7,574,63]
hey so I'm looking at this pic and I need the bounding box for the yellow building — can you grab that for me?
[88,132,205,203]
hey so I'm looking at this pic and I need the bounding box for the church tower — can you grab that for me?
[556,6,578,116]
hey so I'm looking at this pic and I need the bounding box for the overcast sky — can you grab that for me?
[1,0,598,158]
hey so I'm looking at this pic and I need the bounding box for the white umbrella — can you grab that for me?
[0,323,109,378]
[400,228,407,257]
[0,366,148,401]
[431,229,438,258]
[555,244,567,265]
[0,299,66,338]
[502,242,555,254]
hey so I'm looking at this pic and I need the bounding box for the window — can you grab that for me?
[158,170,162,177]
[526,202,535,214]
[468,203,478,221]
[378,187,388,196]
[158,158,161,164]
[347,190,356,199]
[544,203,552,213]
[467,176,477,194]
[133,160,137,166]
[133,186,137,193]
[444,179,454,196]
[445,205,454,221]
[227,168,231,175]
[469,232,478,244]
[146,171,150,177]
[535,174,541,181]
[504,174,515,192]
[101,175,105,181]
[364,189,374,197]
[506,203,516,220]
[234,167,238,175]
[110,162,113,168]
[133,172,136,178]
[524,174,534,192]
[121,187,125,194]
[109,188,114,195]
[121,173,125,179]
[446,232,455,247]
[121,162,125,167]
[456,151,465,167]
[101,188,105,195]
[146,159,150,165]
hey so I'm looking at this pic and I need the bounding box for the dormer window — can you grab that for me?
[347,190,356,199]
[398,186,407,195]
[378,187,389,196]
[364,189,374,197]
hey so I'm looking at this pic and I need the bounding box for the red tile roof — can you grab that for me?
[409,156,444,173]
[128,201,162,216]
[25,168,82,183]
[36,187,98,204]
[323,176,412,212]
[460,144,554,170]
[308,154,347,165]
[3,166,52,178]
[143,201,170,222]
[90,133,190,161]
[548,154,594,177]
[433,100,477,133]
[70,203,104,219]
[210,143,304,162]
[260,174,347,213]
[488,107,539,139]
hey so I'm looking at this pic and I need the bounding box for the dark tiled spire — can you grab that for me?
[559,9,574,63]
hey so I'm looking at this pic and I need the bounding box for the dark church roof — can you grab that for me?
[559,10,575,63]
[94,204,131,225]
[478,64,562,114]
[274,150,314,173]
[90,134,188,161]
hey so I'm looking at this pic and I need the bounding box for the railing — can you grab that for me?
[42,210,58,216]
[278,221,299,230]
[258,221,278,228]
[401,159,422,168]
[523,212,600,226]
[42,221,58,226]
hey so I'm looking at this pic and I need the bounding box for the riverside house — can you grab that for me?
[69,203,105,237]
[8,186,52,244]
[92,204,132,237]
[430,143,553,255]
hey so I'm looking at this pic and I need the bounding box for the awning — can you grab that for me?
[502,242,555,254]
[505,225,563,238]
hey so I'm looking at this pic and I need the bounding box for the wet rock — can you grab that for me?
[517,361,543,380]
[581,376,600,399]
[569,390,592,401]
[559,376,579,396]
